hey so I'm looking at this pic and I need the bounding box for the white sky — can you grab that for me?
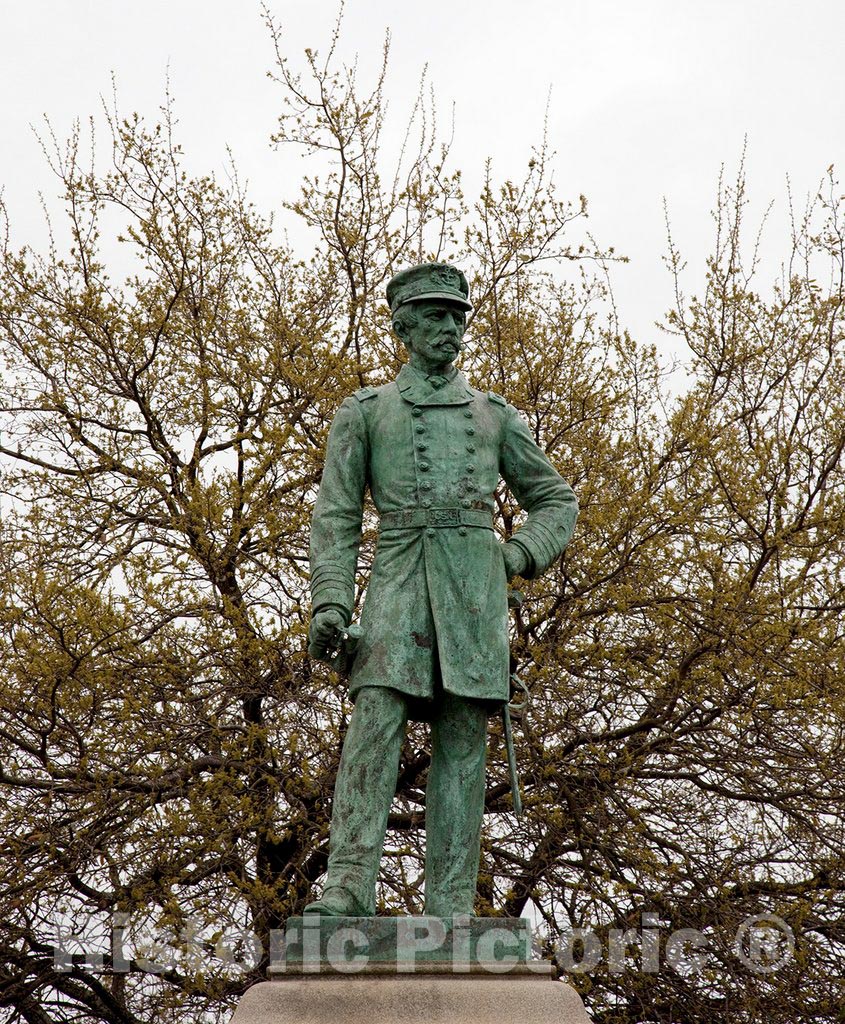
[1,0,843,359]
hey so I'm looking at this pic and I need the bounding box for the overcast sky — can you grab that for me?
[1,0,843,360]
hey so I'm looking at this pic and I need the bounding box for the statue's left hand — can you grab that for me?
[502,541,529,581]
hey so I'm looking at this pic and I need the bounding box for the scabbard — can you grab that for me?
[501,701,523,817]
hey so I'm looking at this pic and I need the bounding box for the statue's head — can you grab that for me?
[387,262,472,369]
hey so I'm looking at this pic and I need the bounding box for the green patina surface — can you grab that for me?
[274,916,537,969]
[310,361,577,704]
[306,262,578,918]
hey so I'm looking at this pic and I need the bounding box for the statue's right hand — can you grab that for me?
[308,608,347,663]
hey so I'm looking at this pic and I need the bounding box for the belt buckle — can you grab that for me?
[429,508,461,527]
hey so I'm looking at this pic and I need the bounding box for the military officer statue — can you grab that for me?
[305,262,578,918]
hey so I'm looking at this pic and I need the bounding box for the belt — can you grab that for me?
[379,508,493,531]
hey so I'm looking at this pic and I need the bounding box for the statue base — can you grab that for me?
[229,917,592,1023]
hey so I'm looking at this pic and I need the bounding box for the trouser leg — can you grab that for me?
[323,686,408,915]
[424,691,489,917]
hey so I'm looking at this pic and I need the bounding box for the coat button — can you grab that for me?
[417,443,428,451]
[466,427,475,436]
[466,464,475,473]
[421,481,432,490]
[461,498,472,508]
[458,527,468,536]
[415,425,425,434]
[412,408,423,417]
[419,463,430,472]
[466,443,476,453]
[426,529,435,538]
[464,410,473,418]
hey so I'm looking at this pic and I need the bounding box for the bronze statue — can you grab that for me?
[306,262,578,917]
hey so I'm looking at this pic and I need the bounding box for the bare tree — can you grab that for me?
[0,18,843,1024]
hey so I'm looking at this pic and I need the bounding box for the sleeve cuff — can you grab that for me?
[311,582,354,618]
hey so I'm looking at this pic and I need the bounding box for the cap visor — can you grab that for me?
[394,290,472,312]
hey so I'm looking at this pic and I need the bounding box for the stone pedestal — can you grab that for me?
[229,917,592,1023]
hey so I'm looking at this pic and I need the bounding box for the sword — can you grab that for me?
[504,588,528,817]
[502,696,523,817]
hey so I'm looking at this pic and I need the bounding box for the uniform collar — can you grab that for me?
[396,363,475,407]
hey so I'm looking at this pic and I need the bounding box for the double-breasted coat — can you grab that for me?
[310,363,578,710]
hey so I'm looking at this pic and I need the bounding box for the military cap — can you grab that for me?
[386,262,472,313]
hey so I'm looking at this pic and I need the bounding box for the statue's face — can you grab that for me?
[401,299,467,371]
